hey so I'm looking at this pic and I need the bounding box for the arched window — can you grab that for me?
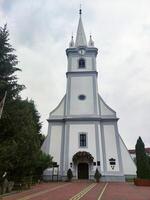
[78,58,85,68]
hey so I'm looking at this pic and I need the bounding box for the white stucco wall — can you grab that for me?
[50,125,62,164]
[69,76,95,115]
[130,154,136,160]
[41,134,50,154]
[103,124,119,171]
[50,96,65,116]
[119,136,136,175]
[98,124,104,172]
[99,96,116,116]
[68,123,97,164]
[70,56,93,71]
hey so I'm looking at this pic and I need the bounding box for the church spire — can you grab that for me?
[88,34,94,47]
[69,34,75,48]
[75,8,87,47]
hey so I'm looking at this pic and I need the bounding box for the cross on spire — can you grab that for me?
[75,7,87,47]
[79,4,82,15]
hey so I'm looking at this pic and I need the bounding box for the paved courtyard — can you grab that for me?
[2,181,150,200]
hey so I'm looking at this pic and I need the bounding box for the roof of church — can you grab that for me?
[129,148,150,154]
[75,9,87,47]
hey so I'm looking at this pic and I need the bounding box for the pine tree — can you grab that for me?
[135,137,150,179]
[0,24,25,100]
[0,24,52,182]
[0,24,25,143]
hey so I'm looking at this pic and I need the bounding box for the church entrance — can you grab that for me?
[73,151,94,180]
[78,163,89,179]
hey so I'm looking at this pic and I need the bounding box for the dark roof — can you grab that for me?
[129,148,150,154]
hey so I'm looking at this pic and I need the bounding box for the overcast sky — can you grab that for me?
[0,0,150,149]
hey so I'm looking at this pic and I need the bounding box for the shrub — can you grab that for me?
[94,168,101,182]
[67,169,73,181]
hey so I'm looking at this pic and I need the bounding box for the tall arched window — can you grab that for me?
[78,58,85,68]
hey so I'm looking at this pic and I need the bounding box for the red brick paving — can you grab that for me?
[101,182,150,200]
[2,181,150,200]
[3,182,65,200]
[81,183,105,200]
[31,182,91,200]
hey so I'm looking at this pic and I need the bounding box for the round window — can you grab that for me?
[78,94,86,100]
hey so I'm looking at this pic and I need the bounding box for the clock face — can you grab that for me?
[78,49,85,55]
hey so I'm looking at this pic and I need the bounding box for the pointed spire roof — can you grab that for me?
[69,35,75,48]
[75,9,87,47]
[88,35,94,47]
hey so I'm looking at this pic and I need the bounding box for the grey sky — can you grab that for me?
[0,0,150,148]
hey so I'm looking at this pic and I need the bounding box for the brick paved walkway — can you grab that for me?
[101,182,150,200]
[2,182,150,200]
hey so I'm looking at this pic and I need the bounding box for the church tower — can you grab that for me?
[42,10,136,181]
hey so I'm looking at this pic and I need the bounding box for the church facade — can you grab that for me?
[41,10,136,181]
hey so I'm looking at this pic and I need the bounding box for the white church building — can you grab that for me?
[41,10,136,181]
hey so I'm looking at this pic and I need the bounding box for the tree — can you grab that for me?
[0,24,52,184]
[135,137,150,179]
[0,99,42,180]
[34,151,53,180]
[0,24,25,179]
[38,134,46,146]
[0,24,25,100]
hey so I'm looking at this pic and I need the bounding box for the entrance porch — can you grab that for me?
[72,151,94,180]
